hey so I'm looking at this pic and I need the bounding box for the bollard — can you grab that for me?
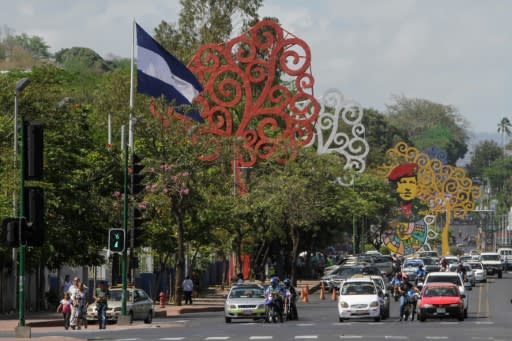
[331,287,337,301]
[159,291,165,308]
[320,281,325,300]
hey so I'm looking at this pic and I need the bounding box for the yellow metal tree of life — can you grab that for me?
[382,142,481,256]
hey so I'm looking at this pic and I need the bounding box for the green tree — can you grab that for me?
[386,95,470,164]
[466,140,503,179]
[497,117,511,151]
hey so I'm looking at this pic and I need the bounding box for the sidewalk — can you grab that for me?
[0,280,321,338]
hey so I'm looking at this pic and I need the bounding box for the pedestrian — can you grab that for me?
[57,292,72,330]
[68,277,81,330]
[236,273,244,284]
[182,276,194,304]
[62,275,72,295]
[94,281,109,329]
[77,282,89,329]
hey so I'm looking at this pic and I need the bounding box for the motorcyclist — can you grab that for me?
[440,257,448,272]
[457,263,468,282]
[264,276,285,322]
[283,278,298,320]
[397,274,411,321]
[390,272,402,301]
[415,264,426,284]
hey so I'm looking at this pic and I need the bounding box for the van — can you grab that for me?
[497,248,512,270]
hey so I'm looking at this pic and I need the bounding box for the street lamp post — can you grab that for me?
[14,77,30,336]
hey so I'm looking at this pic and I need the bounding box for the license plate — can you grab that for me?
[436,307,446,313]
[353,310,367,315]
[242,310,253,315]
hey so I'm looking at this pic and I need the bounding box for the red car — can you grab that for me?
[417,282,465,322]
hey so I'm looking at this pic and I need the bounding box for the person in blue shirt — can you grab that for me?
[265,276,285,322]
[416,264,427,281]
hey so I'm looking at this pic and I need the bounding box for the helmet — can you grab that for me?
[283,278,291,286]
[270,276,279,285]
[419,264,423,268]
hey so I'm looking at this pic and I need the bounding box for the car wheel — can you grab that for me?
[128,311,134,324]
[225,317,231,323]
[419,314,426,322]
[483,278,487,283]
[144,310,153,324]
[338,317,343,323]
[464,308,468,318]
[374,316,381,322]
[498,271,503,279]
[458,313,464,321]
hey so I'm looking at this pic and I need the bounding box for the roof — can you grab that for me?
[422,282,458,288]
[344,277,374,283]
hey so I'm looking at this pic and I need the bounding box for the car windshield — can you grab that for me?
[341,283,376,295]
[424,287,458,297]
[404,260,423,268]
[229,288,264,299]
[421,258,434,265]
[427,275,462,286]
[481,255,500,261]
[331,267,363,276]
[468,263,483,270]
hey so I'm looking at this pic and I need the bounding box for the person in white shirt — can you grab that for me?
[67,277,82,329]
[182,276,194,304]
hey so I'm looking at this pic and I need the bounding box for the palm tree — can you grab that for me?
[497,117,512,151]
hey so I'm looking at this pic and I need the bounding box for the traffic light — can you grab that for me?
[2,218,20,248]
[23,187,44,246]
[108,228,125,253]
[129,153,145,195]
[131,206,147,247]
[24,121,44,180]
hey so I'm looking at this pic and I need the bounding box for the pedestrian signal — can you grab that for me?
[108,228,125,253]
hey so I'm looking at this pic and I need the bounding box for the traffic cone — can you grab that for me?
[331,287,337,301]
[320,282,325,300]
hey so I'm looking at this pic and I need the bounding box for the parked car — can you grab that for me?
[497,248,512,270]
[467,261,487,282]
[416,282,465,322]
[423,271,469,317]
[337,277,381,322]
[224,283,266,323]
[86,286,154,324]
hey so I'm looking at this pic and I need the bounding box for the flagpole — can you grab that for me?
[130,19,135,111]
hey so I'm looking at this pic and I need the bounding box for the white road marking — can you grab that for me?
[474,321,494,324]
[425,337,448,340]
[249,337,273,340]
[384,337,408,340]
[339,336,363,339]
[160,338,185,341]
[174,320,190,323]
[205,338,230,340]
[294,336,318,339]
[296,323,315,326]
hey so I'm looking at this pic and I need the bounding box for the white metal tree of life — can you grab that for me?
[307,89,369,186]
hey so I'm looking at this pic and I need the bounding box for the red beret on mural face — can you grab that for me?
[388,163,418,181]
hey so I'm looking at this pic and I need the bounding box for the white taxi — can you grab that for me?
[337,277,381,322]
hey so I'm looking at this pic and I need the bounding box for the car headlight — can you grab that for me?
[339,301,349,308]
[369,301,379,307]
[421,304,433,308]
[449,304,461,307]
[256,304,265,310]
[113,307,121,312]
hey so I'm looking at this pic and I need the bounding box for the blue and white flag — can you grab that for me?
[136,23,203,122]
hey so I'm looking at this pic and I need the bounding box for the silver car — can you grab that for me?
[86,287,154,324]
[224,284,266,323]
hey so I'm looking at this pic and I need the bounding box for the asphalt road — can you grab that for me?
[3,273,512,341]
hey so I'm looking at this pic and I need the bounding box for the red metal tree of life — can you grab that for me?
[150,19,320,194]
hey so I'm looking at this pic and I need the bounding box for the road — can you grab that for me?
[2,273,512,341]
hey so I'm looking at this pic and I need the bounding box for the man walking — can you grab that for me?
[182,276,194,304]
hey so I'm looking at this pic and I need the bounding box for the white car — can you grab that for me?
[423,272,469,318]
[467,262,487,282]
[337,278,381,322]
[87,287,154,324]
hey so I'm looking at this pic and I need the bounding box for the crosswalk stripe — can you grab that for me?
[160,338,185,340]
[294,336,318,339]
[205,338,230,340]
[249,337,273,340]
[339,336,363,339]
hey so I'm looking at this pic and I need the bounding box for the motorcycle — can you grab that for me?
[283,289,298,321]
[392,285,401,302]
[265,292,283,323]
[402,290,419,321]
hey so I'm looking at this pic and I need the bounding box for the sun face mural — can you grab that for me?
[381,142,481,256]
[383,163,434,255]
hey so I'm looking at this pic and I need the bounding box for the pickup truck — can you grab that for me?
[479,252,504,278]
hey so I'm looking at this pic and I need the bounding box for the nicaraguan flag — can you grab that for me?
[136,23,203,122]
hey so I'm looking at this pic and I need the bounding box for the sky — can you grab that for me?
[2,0,512,135]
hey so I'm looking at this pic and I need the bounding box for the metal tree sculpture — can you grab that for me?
[382,142,481,255]
[306,88,369,186]
[187,19,320,169]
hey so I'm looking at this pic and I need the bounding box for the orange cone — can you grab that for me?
[331,287,337,301]
[320,282,325,300]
